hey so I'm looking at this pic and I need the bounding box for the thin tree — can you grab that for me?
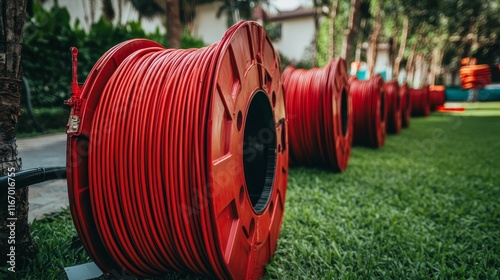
[328,0,339,59]
[166,0,182,48]
[341,0,361,67]
[0,0,39,267]
[215,0,269,28]
[393,16,408,80]
[366,0,382,78]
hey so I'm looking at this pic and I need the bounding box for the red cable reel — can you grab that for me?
[400,83,411,128]
[349,75,387,148]
[410,86,430,117]
[429,85,446,111]
[384,80,402,134]
[66,21,288,279]
[282,58,353,171]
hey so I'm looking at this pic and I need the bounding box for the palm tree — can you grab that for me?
[99,0,182,48]
[101,0,164,23]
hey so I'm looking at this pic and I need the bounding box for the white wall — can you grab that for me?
[191,2,228,44]
[44,0,165,33]
[49,0,315,61]
[191,2,317,62]
[272,17,315,62]
[373,47,391,80]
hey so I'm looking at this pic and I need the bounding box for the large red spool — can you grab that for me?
[410,86,430,117]
[429,85,446,111]
[384,80,402,134]
[281,59,352,171]
[66,21,288,279]
[400,83,411,128]
[349,75,387,148]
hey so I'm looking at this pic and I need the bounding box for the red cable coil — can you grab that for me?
[66,21,288,279]
[349,75,387,148]
[429,85,446,111]
[410,86,430,117]
[281,58,353,171]
[400,83,411,128]
[383,80,402,134]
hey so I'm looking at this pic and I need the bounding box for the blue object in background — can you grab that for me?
[351,70,387,81]
[445,85,500,101]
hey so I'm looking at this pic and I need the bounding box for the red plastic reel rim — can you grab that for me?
[66,39,165,274]
[206,21,288,280]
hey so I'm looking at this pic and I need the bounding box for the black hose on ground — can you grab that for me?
[0,167,66,190]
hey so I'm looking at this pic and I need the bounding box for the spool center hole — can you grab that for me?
[243,91,277,214]
[341,88,349,136]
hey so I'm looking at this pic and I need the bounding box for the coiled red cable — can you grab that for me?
[410,86,430,117]
[383,80,402,134]
[66,21,288,279]
[429,85,446,111]
[400,83,411,128]
[281,58,352,171]
[349,75,387,148]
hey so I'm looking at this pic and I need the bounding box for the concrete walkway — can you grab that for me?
[17,133,68,222]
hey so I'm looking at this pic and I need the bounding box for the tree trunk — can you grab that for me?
[367,0,382,78]
[166,0,182,49]
[89,0,97,24]
[389,20,399,79]
[118,0,123,26]
[0,0,39,270]
[393,16,408,80]
[311,1,322,67]
[341,0,362,67]
[354,29,362,63]
[82,0,90,27]
[429,46,444,85]
[419,55,431,87]
[329,0,339,60]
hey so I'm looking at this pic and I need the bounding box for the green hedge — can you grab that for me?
[19,2,205,134]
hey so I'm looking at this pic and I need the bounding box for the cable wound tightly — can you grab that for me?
[66,21,288,279]
[349,75,387,148]
[384,80,402,134]
[282,58,352,171]
[410,85,430,117]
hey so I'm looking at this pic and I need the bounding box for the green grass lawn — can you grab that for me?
[8,102,500,279]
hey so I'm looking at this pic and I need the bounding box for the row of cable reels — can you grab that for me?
[65,20,430,279]
[66,21,287,280]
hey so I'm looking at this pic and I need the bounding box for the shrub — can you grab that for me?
[19,2,205,134]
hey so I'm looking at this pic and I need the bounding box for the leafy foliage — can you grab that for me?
[19,2,205,134]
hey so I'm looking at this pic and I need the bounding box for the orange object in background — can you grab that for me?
[461,57,477,65]
[460,64,491,89]
[436,105,465,112]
